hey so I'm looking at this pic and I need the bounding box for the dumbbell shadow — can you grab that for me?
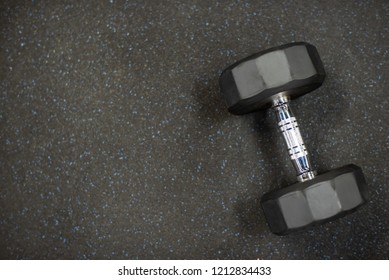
[293,77,350,172]
[191,76,273,235]
[234,110,296,235]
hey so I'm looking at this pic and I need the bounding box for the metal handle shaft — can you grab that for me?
[272,97,315,182]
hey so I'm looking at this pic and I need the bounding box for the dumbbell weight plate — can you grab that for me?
[261,164,368,235]
[219,42,326,115]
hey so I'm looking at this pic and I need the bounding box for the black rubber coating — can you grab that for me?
[219,42,326,115]
[260,164,368,235]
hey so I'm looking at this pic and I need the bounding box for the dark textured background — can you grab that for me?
[0,0,388,259]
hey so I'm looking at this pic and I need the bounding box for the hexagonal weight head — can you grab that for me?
[261,164,368,235]
[219,42,326,115]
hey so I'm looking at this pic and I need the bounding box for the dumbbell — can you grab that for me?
[219,42,368,235]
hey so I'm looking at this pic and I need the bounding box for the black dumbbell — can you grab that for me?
[219,42,368,235]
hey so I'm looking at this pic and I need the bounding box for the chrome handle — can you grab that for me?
[272,97,316,182]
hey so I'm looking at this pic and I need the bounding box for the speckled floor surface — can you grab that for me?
[0,0,388,259]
